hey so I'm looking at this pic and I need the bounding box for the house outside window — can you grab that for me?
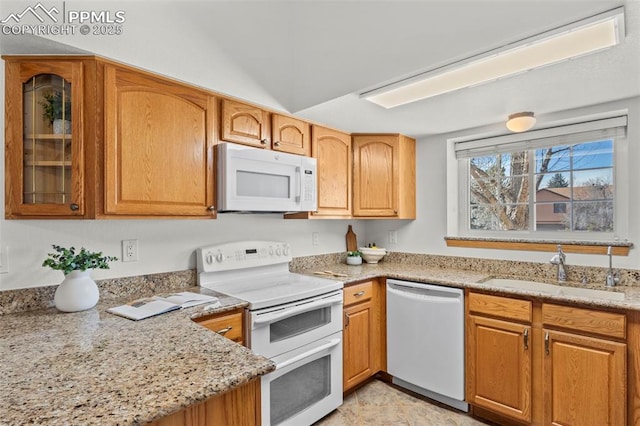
[453,115,628,241]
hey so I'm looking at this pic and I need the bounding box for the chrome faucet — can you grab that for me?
[605,246,620,287]
[550,245,567,283]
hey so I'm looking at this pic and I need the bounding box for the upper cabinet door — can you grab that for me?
[312,125,352,217]
[352,134,415,218]
[271,114,311,156]
[220,99,269,148]
[5,60,85,218]
[104,65,215,217]
[353,135,399,217]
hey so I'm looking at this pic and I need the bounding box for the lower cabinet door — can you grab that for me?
[149,379,260,426]
[543,329,626,426]
[467,315,532,423]
[343,301,373,391]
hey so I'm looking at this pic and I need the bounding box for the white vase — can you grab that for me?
[346,256,363,265]
[54,270,99,312]
[52,119,71,134]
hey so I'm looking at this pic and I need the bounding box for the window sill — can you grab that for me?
[444,237,632,256]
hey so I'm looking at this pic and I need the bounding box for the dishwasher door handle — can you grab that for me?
[387,283,462,303]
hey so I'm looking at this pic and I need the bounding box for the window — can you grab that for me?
[454,115,627,240]
[553,203,567,214]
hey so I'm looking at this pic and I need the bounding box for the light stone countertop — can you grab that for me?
[5,260,640,425]
[298,262,640,312]
[0,287,275,426]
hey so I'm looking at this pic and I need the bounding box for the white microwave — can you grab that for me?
[217,142,317,212]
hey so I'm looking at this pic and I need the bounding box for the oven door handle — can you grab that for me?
[253,294,343,326]
[275,338,341,370]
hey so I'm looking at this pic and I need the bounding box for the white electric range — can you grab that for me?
[196,240,344,426]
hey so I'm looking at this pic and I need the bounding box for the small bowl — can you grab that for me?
[346,256,363,265]
[359,247,386,264]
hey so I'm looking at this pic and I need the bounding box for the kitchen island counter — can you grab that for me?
[0,288,275,425]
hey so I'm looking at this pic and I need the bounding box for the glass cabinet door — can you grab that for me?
[5,60,84,217]
[23,74,73,205]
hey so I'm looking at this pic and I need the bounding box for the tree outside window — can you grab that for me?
[469,139,614,233]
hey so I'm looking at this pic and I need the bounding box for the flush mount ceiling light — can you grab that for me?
[361,8,624,109]
[506,112,536,132]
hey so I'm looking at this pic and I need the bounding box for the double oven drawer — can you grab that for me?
[251,290,344,426]
[248,290,343,359]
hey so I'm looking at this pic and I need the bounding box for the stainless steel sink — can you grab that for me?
[482,278,625,301]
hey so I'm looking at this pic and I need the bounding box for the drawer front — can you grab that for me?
[344,281,374,306]
[542,303,626,340]
[197,311,244,342]
[468,292,532,323]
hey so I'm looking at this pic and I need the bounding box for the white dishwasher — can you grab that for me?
[386,279,468,411]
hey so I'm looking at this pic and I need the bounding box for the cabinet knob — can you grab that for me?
[393,210,398,215]
[260,139,268,145]
[274,141,281,147]
[207,206,215,211]
[70,203,79,211]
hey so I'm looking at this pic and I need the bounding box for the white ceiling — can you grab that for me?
[2,0,639,138]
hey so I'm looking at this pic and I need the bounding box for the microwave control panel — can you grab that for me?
[299,157,317,209]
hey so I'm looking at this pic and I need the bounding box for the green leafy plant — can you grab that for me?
[347,250,361,257]
[42,245,118,275]
[40,91,72,123]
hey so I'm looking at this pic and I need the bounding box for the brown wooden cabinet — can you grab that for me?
[467,292,532,423]
[467,292,627,426]
[194,309,244,346]
[541,304,626,426]
[220,99,269,148]
[219,100,311,156]
[285,125,352,219]
[271,113,311,156]
[104,64,216,217]
[343,279,385,392]
[5,56,217,219]
[311,126,351,217]
[352,134,415,218]
[147,378,260,426]
[5,59,86,218]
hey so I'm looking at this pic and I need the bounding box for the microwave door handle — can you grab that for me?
[253,294,343,326]
[275,338,341,370]
[295,166,301,203]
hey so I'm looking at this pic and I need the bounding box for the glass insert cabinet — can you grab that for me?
[5,60,85,217]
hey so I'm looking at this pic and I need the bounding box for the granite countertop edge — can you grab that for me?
[0,287,275,426]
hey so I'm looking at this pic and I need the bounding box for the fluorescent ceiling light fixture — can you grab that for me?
[362,8,624,109]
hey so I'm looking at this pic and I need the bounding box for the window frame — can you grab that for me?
[450,115,629,243]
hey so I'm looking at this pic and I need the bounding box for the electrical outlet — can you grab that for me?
[388,231,398,244]
[312,232,319,246]
[122,239,138,262]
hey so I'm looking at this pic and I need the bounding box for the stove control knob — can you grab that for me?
[215,252,224,262]
[206,253,213,264]
[283,246,290,256]
[269,246,274,256]
[276,247,282,256]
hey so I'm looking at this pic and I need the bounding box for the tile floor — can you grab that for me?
[314,379,493,426]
